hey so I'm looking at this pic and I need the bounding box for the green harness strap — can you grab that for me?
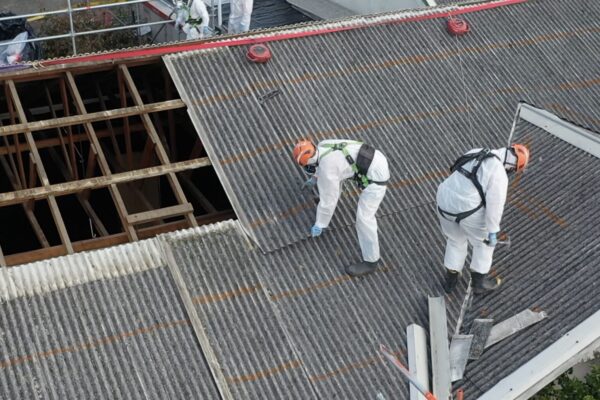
[319,141,371,189]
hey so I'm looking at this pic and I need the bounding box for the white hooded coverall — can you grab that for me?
[436,148,513,274]
[175,0,209,40]
[313,140,390,263]
[229,0,254,33]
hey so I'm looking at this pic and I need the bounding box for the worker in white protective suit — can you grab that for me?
[174,0,210,40]
[436,144,530,294]
[228,0,253,33]
[292,139,390,277]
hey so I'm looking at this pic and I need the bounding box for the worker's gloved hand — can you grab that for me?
[487,232,498,247]
[311,225,322,237]
[302,177,317,190]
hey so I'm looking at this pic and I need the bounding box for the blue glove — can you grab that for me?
[487,232,498,247]
[311,225,322,237]
[302,177,317,190]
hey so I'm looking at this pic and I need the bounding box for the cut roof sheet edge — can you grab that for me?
[0,219,246,302]
[0,237,164,302]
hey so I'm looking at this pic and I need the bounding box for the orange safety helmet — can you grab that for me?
[511,143,530,171]
[292,140,316,166]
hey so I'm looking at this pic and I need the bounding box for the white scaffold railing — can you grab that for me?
[0,0,176,55]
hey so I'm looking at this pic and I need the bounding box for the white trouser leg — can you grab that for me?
[439,216,468,272]
[356,184,387,262]
[461,215,495,274]
[228,0,243,33]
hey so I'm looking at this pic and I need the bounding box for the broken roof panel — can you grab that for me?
[165,0,600,253]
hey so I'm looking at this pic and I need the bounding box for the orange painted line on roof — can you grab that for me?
[221,138,297,166]
[509,197,538,220]
[509,165,568,228]
[520,193,568,228]
[559,77,600,90]
[547,103,600,125]
[271,263,390,301]
[309,349,403,382]
[219,106,467,168]
[309,355,380,382]
[248,169,447,230]
[192,284,263,305]
[270,275,353,301]
[389,169,449,190]
[226,359,302,384]
[188,22,592,110]
[0,319,189,370]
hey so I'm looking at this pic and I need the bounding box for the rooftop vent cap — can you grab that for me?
[447,17,470,36]
[246,44,272,63]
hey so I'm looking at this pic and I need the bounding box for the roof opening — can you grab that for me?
[0,59,234,266]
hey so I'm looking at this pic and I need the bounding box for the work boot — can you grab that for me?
[346,260,379,277]
[444,268,460,294]
[471,272,502,294]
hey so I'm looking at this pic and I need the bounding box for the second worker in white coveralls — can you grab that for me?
[292,139,390,277]
[437,144,530,294]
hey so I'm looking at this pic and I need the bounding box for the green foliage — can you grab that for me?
[38,6,150,59]
[533,365,600,400]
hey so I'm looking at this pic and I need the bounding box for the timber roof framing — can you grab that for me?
[0,61,229,266]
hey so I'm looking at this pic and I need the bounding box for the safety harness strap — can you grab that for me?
[438,204,484,223]
[320,141,386,189]
[439,149,500,223]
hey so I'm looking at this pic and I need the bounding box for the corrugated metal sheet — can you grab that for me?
[0,242,220,400]
[164,0,600,252]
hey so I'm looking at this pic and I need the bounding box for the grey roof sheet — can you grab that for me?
[3,1,600,399]
[167,210,458,400]
[165,0,600,253]
[459,119,600,396]
[0,266,220,399]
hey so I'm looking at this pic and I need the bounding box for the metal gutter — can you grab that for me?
[479,310,600,400]
[515,103,600,159]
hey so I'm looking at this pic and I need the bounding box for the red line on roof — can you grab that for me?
[42,0,527,66]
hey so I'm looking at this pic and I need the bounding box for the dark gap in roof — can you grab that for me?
[0,59,237,263]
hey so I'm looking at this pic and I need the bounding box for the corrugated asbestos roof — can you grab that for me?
[0,240,220,399]
[460,119,600,396]
[164,0,600,252]
[2,1,600,399]
[165,211,458,400]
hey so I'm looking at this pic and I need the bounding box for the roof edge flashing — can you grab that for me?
[479,310,600,400]
[517,104,600,159]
